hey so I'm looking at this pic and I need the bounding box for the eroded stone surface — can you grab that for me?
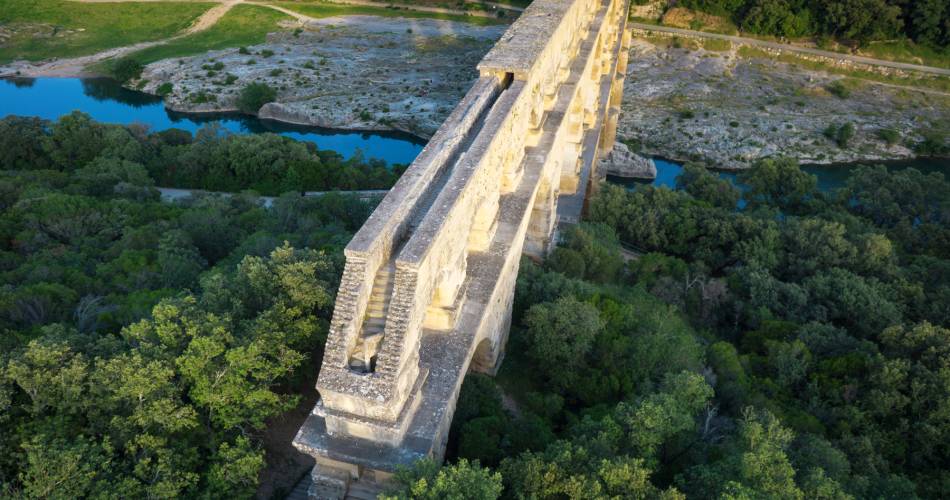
[619,38,950,169]
[600,141,657,178]
[140,16,504,138]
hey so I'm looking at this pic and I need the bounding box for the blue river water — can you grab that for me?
[1,77,945,183]
[0,77,425,164]
[610,156,949,194]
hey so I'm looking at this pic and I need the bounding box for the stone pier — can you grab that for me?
[292,0,631,496]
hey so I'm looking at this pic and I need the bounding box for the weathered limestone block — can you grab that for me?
[600,141,657,179]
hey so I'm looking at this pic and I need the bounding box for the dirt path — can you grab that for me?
[630,22,950,77]
[0,0,242,78]
[313,0,516,19]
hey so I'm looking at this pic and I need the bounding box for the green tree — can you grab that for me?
[383,459,502,500]
[236,82,277,114]
[739,157,817,212]
[522,296,603,392]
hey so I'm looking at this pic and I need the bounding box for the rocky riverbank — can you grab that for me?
[138,16,504,139]
[618,38,950,170]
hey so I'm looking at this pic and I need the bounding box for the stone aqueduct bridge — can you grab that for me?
[293,0,631,495]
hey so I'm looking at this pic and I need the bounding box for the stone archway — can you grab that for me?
[470,337,497,374]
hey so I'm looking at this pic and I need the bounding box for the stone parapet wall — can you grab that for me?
[295,0,631,494]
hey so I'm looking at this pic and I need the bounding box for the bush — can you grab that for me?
[825,80,851,99]
[915,131,949,156]
[824,122,855,148]
[876,128,900,146]
[236,83,277,114]
[155,82,173,97]
[111,58,143,83]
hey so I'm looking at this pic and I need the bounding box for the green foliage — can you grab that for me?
[522,296,603,393]
[876,128,900,146]
[125,4,292,65]
[675,162,741,209]
[739,157,817,211]
[824,80,851,99]
[383,459,503,500]
[0,0,210,64]
[675,0,946,49]
[156,82,174,97]
[236,82,277,114]
[0,114,385,496]
[0,114,401,196]
[547,223,624,283]
[824,122,856,148]
[111,57,144,83]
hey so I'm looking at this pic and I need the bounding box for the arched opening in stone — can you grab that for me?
[470,337,495,374]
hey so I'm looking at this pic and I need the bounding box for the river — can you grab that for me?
[2,77,945,186]
[0,77,425,165]
[609,157,949,193]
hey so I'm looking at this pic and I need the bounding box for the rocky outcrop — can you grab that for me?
[618,38,948,169]
[600,142,657,179]
[138,17,504,139]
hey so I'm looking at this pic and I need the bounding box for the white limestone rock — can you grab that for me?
[601,142,657,179]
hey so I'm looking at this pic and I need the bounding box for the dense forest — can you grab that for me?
[0,114,383,496]
[386,159,950,499]
[656,0,950,46]
[0,113,402,196]
[1,112,949,499]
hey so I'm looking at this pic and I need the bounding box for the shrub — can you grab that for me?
[825,80,851,99]
[238,46,250,54]
[236,83,277,114]
[260,49,274,58]
[876,128,900,146]
[111,58,144,83]
[824,122,855,148]
[156,82,173,97]
[915,132,949,156]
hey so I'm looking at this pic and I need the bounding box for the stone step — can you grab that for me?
[345,480,383,500]
[285,473,312,500]
[364,317,386,328]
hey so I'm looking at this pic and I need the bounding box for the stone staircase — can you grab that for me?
[285,470,384,500]
[347,264,395,372]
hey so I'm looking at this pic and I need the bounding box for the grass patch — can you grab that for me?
[660,7,737,35]
[270,1,507,26]
[124,4,290,65]
[737,45,950,93]
[858,40,950,70]
[702,38,732,52]
[0,0,212,64]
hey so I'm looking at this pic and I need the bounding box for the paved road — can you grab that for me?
[629,22,950,77]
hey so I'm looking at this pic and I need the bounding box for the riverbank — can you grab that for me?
[618,37,950,170]
[137,15,503,138]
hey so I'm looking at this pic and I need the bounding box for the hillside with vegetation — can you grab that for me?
[0,114,390,497]
[662,0,949,49]
[386,159,950,499]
